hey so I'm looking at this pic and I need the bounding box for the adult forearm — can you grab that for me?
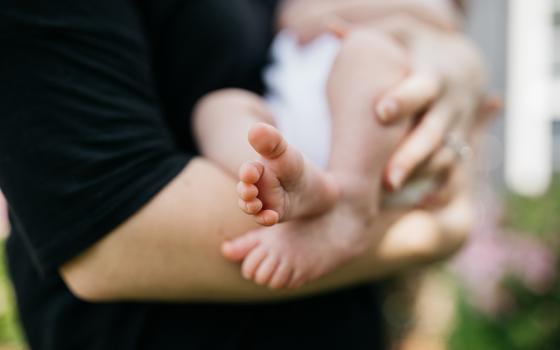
[278,0,462,40]
[60,158,452,302]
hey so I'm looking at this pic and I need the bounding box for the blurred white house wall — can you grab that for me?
[466,0,507,188]
[506,0,556,196]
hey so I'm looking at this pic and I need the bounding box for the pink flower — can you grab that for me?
[0,192,9,237]
[451,194,556,315]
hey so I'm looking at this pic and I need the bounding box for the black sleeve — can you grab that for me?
[0,1,189,275]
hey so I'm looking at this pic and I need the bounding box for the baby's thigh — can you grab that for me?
[328,29,408,97]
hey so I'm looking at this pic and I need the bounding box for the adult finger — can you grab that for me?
[376,71,442,123]
[420,164,469,210]
[415,146,457,179]
[419,174,455,209]
[385,101,454,190]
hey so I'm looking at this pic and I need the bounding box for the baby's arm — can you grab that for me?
[193,89,275,177]
[194,90,339,226]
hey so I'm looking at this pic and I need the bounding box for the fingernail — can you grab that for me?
[377,99,399,122]
[389,167,405,190]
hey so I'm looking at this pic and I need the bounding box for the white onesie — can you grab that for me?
[264,32,339,169]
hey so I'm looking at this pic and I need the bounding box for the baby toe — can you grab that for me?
[239,198,263,215]
[238,161,264,185]
[255,254,280,286]
[237,182,259,201]
[248,123,287,159]
[255,210,279,227]
[221,231,261,262]
[241,247,268,281]
[268,259,293,290]
[288,269,308,290]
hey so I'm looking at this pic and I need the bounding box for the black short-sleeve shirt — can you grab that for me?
[0,1,385,349]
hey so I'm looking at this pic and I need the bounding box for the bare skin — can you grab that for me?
[278,0,462,45]
[0,193,8,236]
[61,89,488,300]
[60,158,472,302]
[195,29,413,289]
[278,0,485,191]
[56,0,482,304]
[235,30,411,288]
[223,197,375,289]
[59,72,480,306]
[237,124,339,226]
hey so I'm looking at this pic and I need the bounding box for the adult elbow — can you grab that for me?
[60,253,117,302]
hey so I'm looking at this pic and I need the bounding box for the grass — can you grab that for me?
[449,176,560,350]
[505,176,560,242]
[0,243,24,348]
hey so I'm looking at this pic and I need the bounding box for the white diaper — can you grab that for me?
[263,32,436,207]
[264,32,339,169]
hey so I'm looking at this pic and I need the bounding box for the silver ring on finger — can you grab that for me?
[444,136,473,162]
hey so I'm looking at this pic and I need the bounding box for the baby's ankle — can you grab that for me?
[283,169,340,222]
[332,172,381,219]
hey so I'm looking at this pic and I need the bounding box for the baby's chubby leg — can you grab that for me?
[193,89,338,227]
[328,28,411,212]
[223,31,416,289]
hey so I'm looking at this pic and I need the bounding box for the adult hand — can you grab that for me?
[374,15,487,190]
[418,96,501,209]
[276,1,479,191]
[278,0,462,45]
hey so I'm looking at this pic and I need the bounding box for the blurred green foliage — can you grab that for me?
[450,276,560,350]
[449,176,560,350]
[505,176,560,241]
[0,243,23,347]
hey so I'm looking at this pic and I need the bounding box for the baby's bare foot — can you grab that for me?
[222,202,371,289]
[237,123,338,226]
